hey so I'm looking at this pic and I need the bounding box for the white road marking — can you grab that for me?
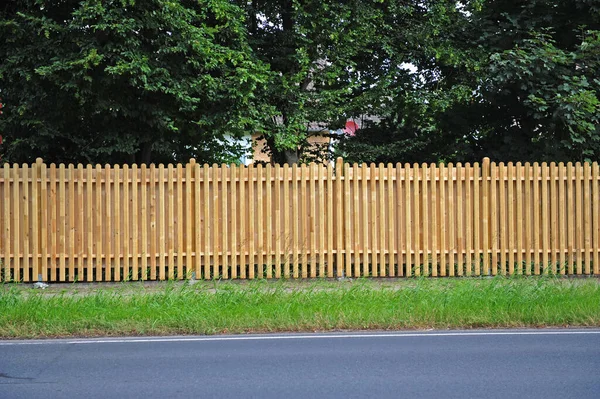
[1,330,600,346]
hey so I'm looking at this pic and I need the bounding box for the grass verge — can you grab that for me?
[1,277,599,339]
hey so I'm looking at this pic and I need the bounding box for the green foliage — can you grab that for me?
[1,0,598,165]
[237,0,416,163]
[483,30,600,161]
[462,0,600,162]
[340,0,600,164]
[0,0,271,164]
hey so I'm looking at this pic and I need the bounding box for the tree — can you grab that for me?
[238,0,419,164]
[454,0,600,162]
[339,0,600,163]
[337,0,478,164]
[0,0,271,164]
[472,30,600,162]
[4,1,597,165]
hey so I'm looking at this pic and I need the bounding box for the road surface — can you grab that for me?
[1,330,599,399]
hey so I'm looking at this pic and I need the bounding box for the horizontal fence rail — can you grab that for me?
[1,158,599,282]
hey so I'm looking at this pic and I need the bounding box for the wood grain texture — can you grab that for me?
[3,160,596,282]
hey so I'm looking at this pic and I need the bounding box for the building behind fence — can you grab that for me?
[1,158,599,282]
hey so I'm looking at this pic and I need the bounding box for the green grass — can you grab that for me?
[1,277,599,339]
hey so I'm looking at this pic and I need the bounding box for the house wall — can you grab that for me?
[250,133,333,164]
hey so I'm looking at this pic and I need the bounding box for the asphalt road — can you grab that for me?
[1,330,599,399]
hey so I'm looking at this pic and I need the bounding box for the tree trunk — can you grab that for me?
[135,142,153,164]
[282,0,294,32]
[264,134,299,165]
[259,1,299,166]
[283,149,299,165]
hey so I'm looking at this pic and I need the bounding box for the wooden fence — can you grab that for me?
[1,158,599,282]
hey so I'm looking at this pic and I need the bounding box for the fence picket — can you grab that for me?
[275,164,282,278]
[507,163,514,274]
[405,164,412,276]
[456,163,464,276]
[14,165,22,281]
[212,164,220,279]
[327,164,334,277]
[430,164,438,276]
[241,165,248,279]
[345,163,352,278]
[94,165,102,281]
[291,164,298,278]
[491,162,498,275]
[32,161,40,281]
[336,159,343,277]
[550,163,558,273]
[559,163,566,274]
[514,163,522,273]
[473,162,481,276]
[482,158,490,275]
[3,165,10,281]
[567,163,575,274]
[159,164,166,280]
[363,164,370,276]
[123,165,130,281]
[176,163,184,280]
[465,163,472,276]
[104,165,111,282]
[542,163,550,273]
[265,164,272,278]
[85,165,92,281]
[114,165,120,281]
[149,164,156,280]
[256,164,264,278]
[136,164,143,281]
[390,163,398,277]
[371,164,378,277]
[167,164,175,280]
[189,161,197,278]
[232,164,238,279]
[318,164,325,278]
[59,164,67,281]
[283,164,289,278]
[309,163,315,278]
[22,164,30,282]
[575,163,583,275]
[222,164,229,279]
[203,164,211,279]
[533,162,540,274]
[584,162,591,275]
[377,164,385,276]
[447,163,454,277]
[439,163,446,276]
[498,163,506,275]
[593,162,600,275]
[413,163,421,276]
